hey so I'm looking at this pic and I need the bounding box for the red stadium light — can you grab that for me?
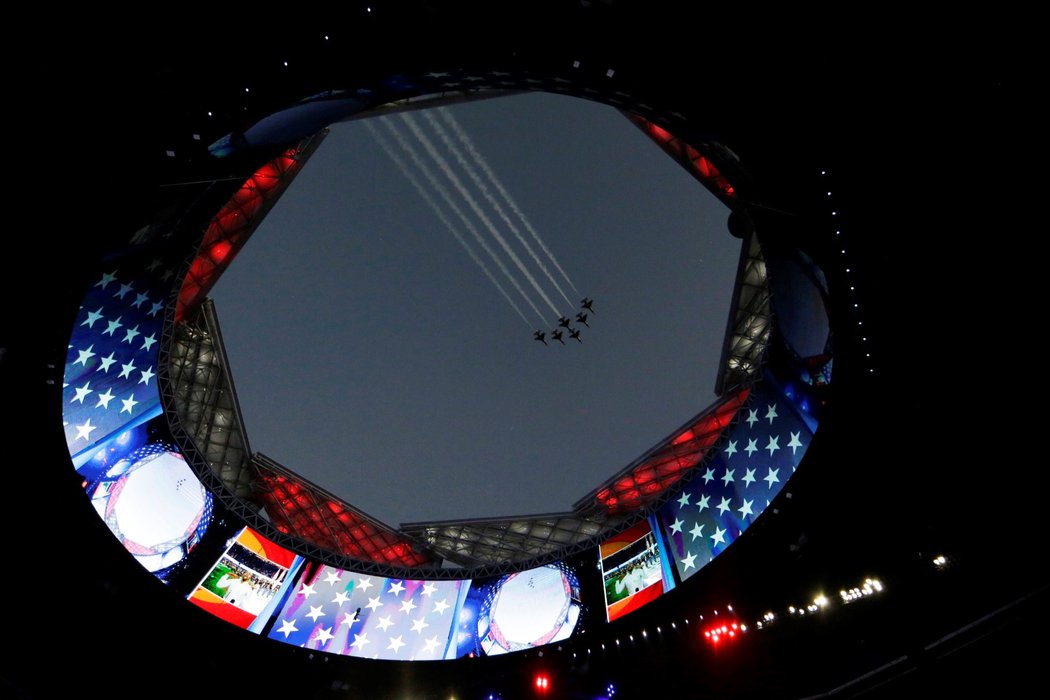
[703,618,745,646]
[533,672,551,694]
[209,240,233,264]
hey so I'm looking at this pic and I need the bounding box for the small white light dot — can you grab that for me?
[831,211,837,216]
[283,61,288,67]
[606,68,615,77]
[573,60,580,68]
[245,87,250,92]
[207,111,212,116]
[827,191,832,196]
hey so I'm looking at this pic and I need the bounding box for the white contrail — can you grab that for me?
[374,118,547,325]
[364,121,534,328]
[400,112,564,319]
[437,106,582,298]
[423,109,575,312]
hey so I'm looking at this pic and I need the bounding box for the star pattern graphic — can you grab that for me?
[657,380,813,582]
[268,564,463,661]
[63,267,170,458]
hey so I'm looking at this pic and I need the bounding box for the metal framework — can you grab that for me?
[717,232,772,394]
[401,510,623,568]
[167,300,256,500]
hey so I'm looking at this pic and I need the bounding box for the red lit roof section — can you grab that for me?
[175,135,324,323]
[591,388,749,515]
[252,456,437,568]
[626,114,737,201]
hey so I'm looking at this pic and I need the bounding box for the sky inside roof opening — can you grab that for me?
[208,91,741,528]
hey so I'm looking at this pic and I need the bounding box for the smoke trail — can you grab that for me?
[400,112,563,319]
[364,120,534,328]
[377,117,546,325]
[438,106,581,298]
[422,109,575,312]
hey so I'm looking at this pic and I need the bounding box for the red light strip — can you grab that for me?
[596,387,750,514]
[175,153,303,323]
[626,115,737,200]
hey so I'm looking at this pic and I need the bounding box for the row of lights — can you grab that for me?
[479,550,940,699]
[841,578,884,603]
[821,169,874,375]
[475,559,936,698]
[541,608,738,698]
[754,574,885,630]
[463,548,941,698]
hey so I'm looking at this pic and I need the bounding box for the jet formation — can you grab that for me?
[534,298,595,346]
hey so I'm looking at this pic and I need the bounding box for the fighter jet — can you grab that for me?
[551,329,566,345]
[580,298,595,313]
[558,316,572,329]
[533,330,548,345]
[576,312,590,327]
[569,328,583,343]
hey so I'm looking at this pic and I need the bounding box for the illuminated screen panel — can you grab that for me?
[657,375,816,581]
[189,527,302,632]
[266,558,589,660]
[464,561,585,658]
[78,409,214,581]
[599,517,675,622]
[63,265,168,464]
[268,563,464,660]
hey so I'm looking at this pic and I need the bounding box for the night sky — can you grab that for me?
[209,91,740,527]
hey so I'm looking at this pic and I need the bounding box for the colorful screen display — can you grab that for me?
[268,562,464,660]
[77,410,213,580]
[63,266,168,464]
[266,559,586,660]
[468,562,583,657]
[600,518,675,622]
[189,527,301,631]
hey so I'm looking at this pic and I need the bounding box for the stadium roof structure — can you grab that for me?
[158,99,766,576]
[8,8,1044,700]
